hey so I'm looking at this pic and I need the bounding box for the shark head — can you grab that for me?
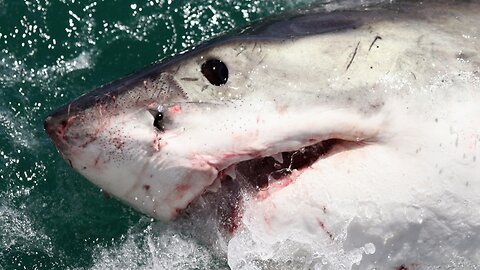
[44,11,388,221]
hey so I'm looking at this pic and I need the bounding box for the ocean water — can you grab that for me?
[0,1,389,269]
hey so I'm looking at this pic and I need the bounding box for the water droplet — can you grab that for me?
[364,243,376,254]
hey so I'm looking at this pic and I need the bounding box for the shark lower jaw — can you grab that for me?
[192,137,367,234]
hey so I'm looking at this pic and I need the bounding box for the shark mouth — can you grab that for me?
[192,138,363,234]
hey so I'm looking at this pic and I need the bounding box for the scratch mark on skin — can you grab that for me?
[173,65,181,76]
[257,55,266,67]
[346,41,360,71]
[368,35,382,51]
[105,93,116,102]
[180,77,198,81]
[236,48,245,57]
[316,218,334,240]
[235,42,247,57]
[67,103,72,119]
[252,42,258,52]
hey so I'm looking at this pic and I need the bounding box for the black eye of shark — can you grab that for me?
[201,59,228,86]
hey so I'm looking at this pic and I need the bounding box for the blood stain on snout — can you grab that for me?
[56,115,81,141]
[175,183,191,200]
[152,135,164,151]
[56,120,68,140]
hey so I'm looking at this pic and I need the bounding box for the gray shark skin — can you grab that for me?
[45,1,480,268]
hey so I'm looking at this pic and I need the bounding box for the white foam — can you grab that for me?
[88,217,227,270]
[0,204,53,255]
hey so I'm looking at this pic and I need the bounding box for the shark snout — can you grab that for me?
[44,86,117,148]
[44,111,72,153]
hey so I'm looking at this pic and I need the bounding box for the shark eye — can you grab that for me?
[201,59,228,86]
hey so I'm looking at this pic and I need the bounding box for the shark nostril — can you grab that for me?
[44,115,69,141]
[148,106,165,131]
[60,120,68,128]
[51,120,68,139]
[153,112,164,131]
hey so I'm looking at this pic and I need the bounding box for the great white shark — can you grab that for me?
[45,1,480,268]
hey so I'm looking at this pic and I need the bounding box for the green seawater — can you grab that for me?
[0,1,322,269]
